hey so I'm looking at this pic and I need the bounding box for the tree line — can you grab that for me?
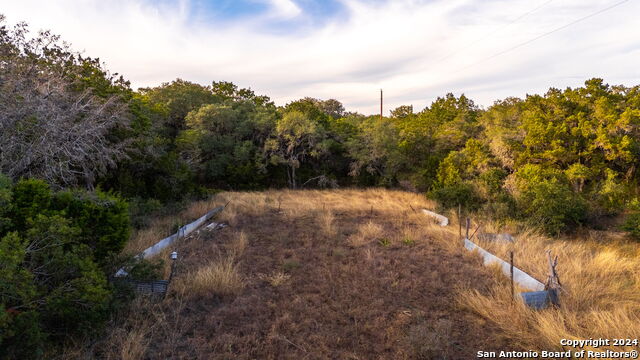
[2,15,640,358]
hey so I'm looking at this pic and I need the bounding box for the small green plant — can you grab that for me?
[282,260,300,272]
[402,237,415,246]
[622,213,640,240]
[378,238,391,247]
[332,247,347,258]
[172,221,184,234]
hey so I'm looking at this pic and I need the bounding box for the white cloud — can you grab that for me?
[1,0,638,114]
[262,0,302,19]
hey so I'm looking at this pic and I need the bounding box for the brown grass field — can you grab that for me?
[79,189,640,359]
[86,189,511,359]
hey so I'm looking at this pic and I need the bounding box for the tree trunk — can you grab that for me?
[286,166,292,188]
[291,166,297,189]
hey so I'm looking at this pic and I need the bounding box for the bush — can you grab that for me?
[0,175,133,358]
[518,180,587,235]
[622,213,640,240]
[595,169,627,215]
[0,215,112,358]
[0,174,12,234]
[0,310,44,359]
[481,193,517,222]
[429,182,483,212]
[478,168,508,198]
[10,179,52,230]
[128,197,163,229]
[52,190,130,263]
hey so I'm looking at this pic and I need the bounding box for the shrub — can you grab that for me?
[478,168,508,198]
[517,180,587,235]
[0,215,112,357]
[429,182,483,212]
[0,174,12,234]
[0,310,44,359]
[52,190,130,263]
[10,179,52,230]
[282,260,301,272]
[0,174,133,357]
[595,169,627,215]
[622,213,640,240]
[402,237,415,246]
[481,193,516,222]
[128,197,162,229]
[127,257,165,282]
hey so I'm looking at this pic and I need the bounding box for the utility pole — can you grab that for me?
[380,89,383,121]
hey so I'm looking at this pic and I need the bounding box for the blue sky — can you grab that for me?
[1,0,639,114]
[192,0,346,22]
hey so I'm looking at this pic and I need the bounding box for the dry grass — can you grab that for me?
[75,188,640,358]
[110,325,152,360]
[348,220,384,247]
[258,271,291,287]
[407,318,453,359]
[458,223,640,353]
[182,257,244,298]
[125,188,442,255]
[318,209,337,238]
[97,188,508,359]
[226,231,248,258]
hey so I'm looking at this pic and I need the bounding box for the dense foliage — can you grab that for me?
[1,18,640,235]
[0,177,129,358]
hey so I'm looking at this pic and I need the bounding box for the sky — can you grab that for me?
[1,0,639,114]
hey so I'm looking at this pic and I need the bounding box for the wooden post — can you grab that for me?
[510,251,514,302]
[465,218,470,239]
[545,251,561,306]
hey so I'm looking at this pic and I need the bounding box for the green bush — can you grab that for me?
[0,215,112,358]
[0,175,132,358]
[517,180,587,235]
[481,193,516,221]
[10,179,52,230]
[478,168,508,198]
[429,182,483,212]
[128,197,163,229]
[595,169,627,216]
[52,190,130,263]
[0,174,12,234]
[0,309,44,359]
[622,213,640,240]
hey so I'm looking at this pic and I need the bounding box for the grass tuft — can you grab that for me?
[185,257,244,298]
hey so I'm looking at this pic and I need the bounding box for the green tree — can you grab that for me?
[265,110,328,188]
[390,105,414,119]
[140,79,217,140]
[346,115,401,186]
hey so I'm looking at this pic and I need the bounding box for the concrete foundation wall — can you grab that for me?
[464,238,544,291]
